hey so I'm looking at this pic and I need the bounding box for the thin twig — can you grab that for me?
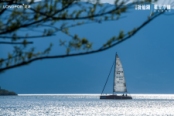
[0,41,33,44]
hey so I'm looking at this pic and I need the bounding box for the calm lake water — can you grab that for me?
[0,94,174,116]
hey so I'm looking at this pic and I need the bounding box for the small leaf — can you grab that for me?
[81,38,88,44]
[118,30,124,40]
[28,52,33,59]
[8,53,12,59]
[23,39,28,47]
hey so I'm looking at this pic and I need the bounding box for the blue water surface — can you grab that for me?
[0,94,174,116]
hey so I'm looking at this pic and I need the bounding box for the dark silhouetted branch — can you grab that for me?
[0,12,164,72]
[0,41,33,45]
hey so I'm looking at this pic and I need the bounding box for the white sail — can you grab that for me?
[114,54,127,92]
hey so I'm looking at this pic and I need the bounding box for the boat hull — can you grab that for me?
[100,95,132,99]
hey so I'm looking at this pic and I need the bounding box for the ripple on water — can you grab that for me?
[0,94,174,116]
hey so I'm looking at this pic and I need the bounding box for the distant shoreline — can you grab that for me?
[0,88,17,96]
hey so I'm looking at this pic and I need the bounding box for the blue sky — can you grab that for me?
[0,1,174,94]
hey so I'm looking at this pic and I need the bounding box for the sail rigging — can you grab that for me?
[114,54,127,92]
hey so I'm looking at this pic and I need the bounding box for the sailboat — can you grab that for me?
[100,53,132,99]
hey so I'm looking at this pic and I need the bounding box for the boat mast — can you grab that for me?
[113,53,117,95]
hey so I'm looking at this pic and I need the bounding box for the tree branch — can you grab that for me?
[0,16,127,40]
[0,35,52,39]
[0,12,164,72]
[0,41,33,45]
[0,1,76,35]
